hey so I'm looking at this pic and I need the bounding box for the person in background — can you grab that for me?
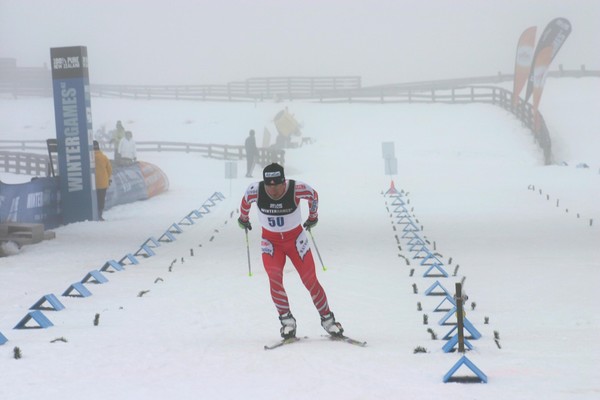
[244,129,258,177]
[237,163,344,340]
[112,120,125,162]
[94,140,112,221]
[118,130,137,165]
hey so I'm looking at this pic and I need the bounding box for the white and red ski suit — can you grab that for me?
[239,179,331,317]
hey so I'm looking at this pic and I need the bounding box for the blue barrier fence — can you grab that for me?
[0,162,168,228]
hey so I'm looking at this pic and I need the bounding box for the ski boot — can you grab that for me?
[321,312,344,337]
[279,312,297,339]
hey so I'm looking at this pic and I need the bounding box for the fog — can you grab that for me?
[1,0,598,86]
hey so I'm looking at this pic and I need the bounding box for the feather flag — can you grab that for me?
[524,18,571,103]
[512,26,536,108]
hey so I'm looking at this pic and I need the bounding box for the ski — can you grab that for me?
[264,336,306,350]
[324,334,367,347]
[264,334,367,350]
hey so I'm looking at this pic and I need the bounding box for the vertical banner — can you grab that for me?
[531,47,553,132]
[512,26,536,108]
[524,18,572,103]
[381,142,397,175]
[50,46,98,223]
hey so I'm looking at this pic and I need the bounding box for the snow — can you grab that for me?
[1,77,599,399]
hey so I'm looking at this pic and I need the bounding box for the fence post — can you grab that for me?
[455,282,466,353]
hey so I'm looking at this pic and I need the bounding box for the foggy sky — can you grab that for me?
[1,0,598,86]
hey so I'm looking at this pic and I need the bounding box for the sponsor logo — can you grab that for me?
[265,171,281,178]
[261,239,274,256]
[296,232,309,260]
[53,56,81,70]
[517,47,534,66]
[26,192,44,208]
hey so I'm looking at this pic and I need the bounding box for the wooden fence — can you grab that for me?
[314,85,552,164]
[0,67,362,101]
[0,151,53,177]
[0,142,285,177]
[90,76,362,101]
[0,84,556,165]
[2,66,594,165]
[1,60,596,101]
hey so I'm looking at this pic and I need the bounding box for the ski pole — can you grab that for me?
[245,228,253,277]
[307,228,327,271]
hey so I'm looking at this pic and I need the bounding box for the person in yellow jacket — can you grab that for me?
[94,140,112,221]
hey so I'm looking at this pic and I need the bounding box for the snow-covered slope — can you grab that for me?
[0,78,599,400]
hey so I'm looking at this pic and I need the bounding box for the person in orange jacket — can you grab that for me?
[94,140,112,221]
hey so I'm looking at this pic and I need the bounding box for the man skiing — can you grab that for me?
[238,163,343,339]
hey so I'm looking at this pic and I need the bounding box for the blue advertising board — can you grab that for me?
[50,46,98,224]
[0,177,62,229]
[0,162,169,229]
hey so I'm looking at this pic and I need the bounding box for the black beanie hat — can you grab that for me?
[263,163,285,185]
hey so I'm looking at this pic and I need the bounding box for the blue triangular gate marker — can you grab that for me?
[198,205,212,215]
[168,223,183,234]
[30,294,65,311]
[81,270,109,284]
[421,253,444,266]
[441,317,482,340]
[119,253,139,265]
[402,230,420,240]
[443,355,487,383]
[62,282,93,297]
[425,280,451,297]
[393,205,409,213]
[462,317,482,339]
[409,242,426,252]
[0,331,7,345]
[179,215,195,225]
[391,197,405,206]
[423,263,449,278]
[142,237,161,248]
[100,259,124,272]
[403,222,420,233]
[434,296,456,312]
[14,310,54,329]
[396,215,414,225]
[203,198,217,207]
[135,244,156,258]
[412,247,430,259]
[187,210,203,220]
[158,230,177,242]
[442,335,474,353]
[439,306,457,325]
[407,235,425,246]
[212,192,225,201]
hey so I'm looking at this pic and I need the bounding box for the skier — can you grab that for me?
[238,163,343,339]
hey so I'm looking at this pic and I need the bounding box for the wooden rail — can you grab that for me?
[0,142,284,176]
[315,85,552,164]
[2,68,593,165]
[0,151,53,177]
[1,64,596,100]
[0,84,555,165]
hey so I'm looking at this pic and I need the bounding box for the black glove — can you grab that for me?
[238,217,252,231]
[303,217,318,230]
